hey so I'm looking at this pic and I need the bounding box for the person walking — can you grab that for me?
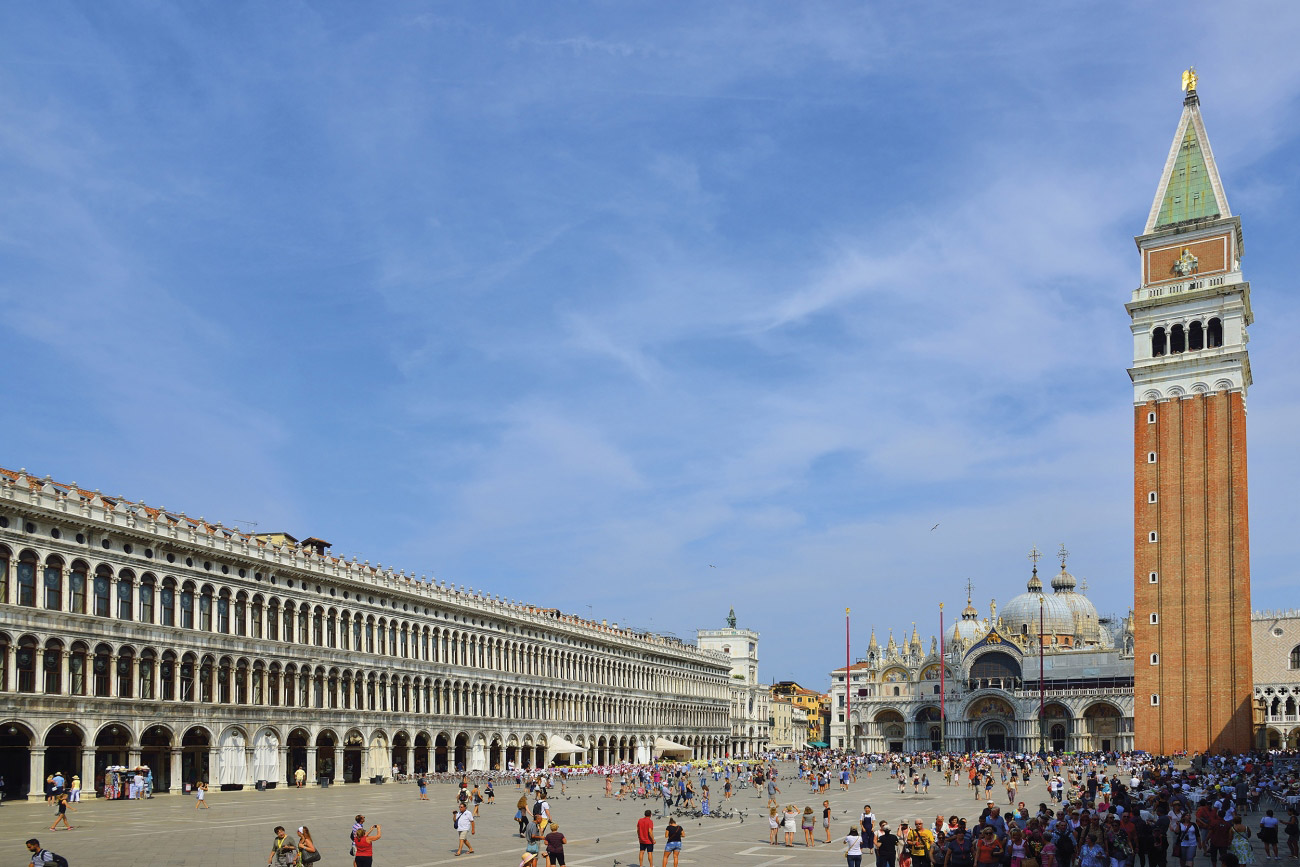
[26,838,69,867]
[352,821,381,867]
[515,795,530,837]
[455,802,475,856]
[268,827,293,866]
[294,766,306,789]
[194,780,209,809]
[417,773,428,800]
[544,822,567,867]
[825,801,834,844]
[48,793,73,831]
[68,776,80,803]
[877,821,901,867]
[663,818,684,867]
[296,827,318,864]
[271,840,301,867]
[802,806,817,847]
[1259,810,1280,861]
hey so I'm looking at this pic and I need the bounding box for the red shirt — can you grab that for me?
[637,817,655,844]
[354,832,374,857]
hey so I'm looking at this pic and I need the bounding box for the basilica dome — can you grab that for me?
[1050,565,1103,645]
[999,568,1076,640]
[947,597,988,645]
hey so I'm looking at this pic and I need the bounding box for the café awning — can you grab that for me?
[653,737,694,758]
[546,736,586,759]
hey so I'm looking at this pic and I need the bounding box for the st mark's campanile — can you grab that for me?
[1129,70,1254,754]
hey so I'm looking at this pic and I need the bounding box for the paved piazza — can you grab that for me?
[0,763,1049,867]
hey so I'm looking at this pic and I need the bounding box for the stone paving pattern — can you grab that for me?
[0,764,1053,867]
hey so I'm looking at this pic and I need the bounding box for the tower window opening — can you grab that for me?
[1149,572,1158,583]
[1148,491,1158,503]
[1151,694,1160,706]
[1149,613,1159,625]
[1150,653,1159,665]
[1148,452,1157,463]
[1149,531,1158,543]
[1170,324,1186,354]
[1189,320,1204,350]
[1148,411,1157,424]
[1151,327,1167,357]
[1208,317,1223,348]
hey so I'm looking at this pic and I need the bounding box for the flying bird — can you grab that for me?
[931,523,940,531]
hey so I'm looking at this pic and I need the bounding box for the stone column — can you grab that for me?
[244,746,256,787]
[58,650,70,697]
[29,746,46,800]
[305,746,318,786]
[109,655,120,698]
[81,747,96,800]
[170,747,183,794]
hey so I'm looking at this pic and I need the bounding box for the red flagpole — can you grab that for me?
[845,607,851,751]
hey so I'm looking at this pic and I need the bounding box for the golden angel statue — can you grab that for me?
[1182,67,1198,92]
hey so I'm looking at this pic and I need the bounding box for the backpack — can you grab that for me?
[39,851,70,867]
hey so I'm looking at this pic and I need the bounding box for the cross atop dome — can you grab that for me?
[1027,545,1044,593]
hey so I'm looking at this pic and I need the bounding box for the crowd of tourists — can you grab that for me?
[19,748,1300,866]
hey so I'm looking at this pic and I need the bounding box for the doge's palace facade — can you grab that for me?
[0,467,731,799]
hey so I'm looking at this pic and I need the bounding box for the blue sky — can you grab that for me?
[4,3,1300,689]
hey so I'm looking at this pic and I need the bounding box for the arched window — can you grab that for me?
[1208,317,1223,348]
[199,587,213,631]
[0,545,9,604]
[218,658,231,703]
[1170,323,1186,354]
[199,656,214,702]
[43,639,63,694]
[16,636,38,692]
[117,647,134,698]
[93,566,112,617]
[139,649,155,700]
[17,551,38,607]
[179,656,195,702]
[1189,320,1204,350]
[250,596,263,639]
[69,643,88,696]
[44,557,63,611]
[93,644,112,696]
[161,579,176,627]
[217,592,230,634]
[139,575,156,624]
[69,562,88,614]
[179,585,195,629]
[234,594,247,637]
[267,600,280,641]
[1151,327,1167,357]
[313,609,323,646]
[1290,645,1300,670]
[160,653,176,701]
[117,573,133,620]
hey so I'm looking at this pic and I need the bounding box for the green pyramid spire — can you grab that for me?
[1144,87,1230,235]
[1153,124,1219,228]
